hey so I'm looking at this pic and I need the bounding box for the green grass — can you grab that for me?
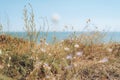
[0,74,13,80]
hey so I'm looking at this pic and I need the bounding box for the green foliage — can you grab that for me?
[3,54,34,80]
[0,74,13,80]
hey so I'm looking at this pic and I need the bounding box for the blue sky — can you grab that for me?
[0,0,120,32]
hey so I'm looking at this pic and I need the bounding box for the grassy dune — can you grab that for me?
[0,33,120,80]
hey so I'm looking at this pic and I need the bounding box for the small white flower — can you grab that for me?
[66,54,72,60]
[107,48,112,52]
[0,49,2,55]
[7,64,10,67]
[64,47,70,51]
[41,48,46,53]
[9,57,11,60]
[76,51,83,57]
[74,44,79,48]
[98,57,108,63]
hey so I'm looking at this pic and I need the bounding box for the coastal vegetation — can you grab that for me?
[0,4,120,80]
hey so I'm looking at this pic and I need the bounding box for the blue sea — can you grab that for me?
[3,32,120,43]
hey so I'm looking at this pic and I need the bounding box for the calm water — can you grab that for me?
[3,32,120,43]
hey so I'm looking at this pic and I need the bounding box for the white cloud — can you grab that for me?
[51,13,60,23]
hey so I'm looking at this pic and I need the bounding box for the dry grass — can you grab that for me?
[0,32,120,80]
[0,3,119,80]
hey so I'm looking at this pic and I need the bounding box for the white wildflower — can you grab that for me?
[107,48,112,52]
[7,64,10,67]
[64,47,70,51]
[66,54,72,60]
[98,57,108,63]
[41,48,46,53]
[9,57,11,60]
[74,44,79,48]
[0,49,2,55]
[76,51,83,57]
